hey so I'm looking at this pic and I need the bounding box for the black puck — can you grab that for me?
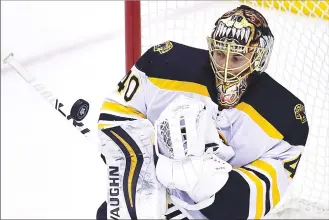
[70,99,89,121]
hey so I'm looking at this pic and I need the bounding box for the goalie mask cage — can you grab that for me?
[125,0,329,218]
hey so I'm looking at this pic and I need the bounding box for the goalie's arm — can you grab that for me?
[98,44,160,130]
[98,66,148,130]
[200,144,304,219]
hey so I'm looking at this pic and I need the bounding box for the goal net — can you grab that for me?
[125,0,329,218]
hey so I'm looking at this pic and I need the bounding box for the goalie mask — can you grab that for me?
[208,5,274,107]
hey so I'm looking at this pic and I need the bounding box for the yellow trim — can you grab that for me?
[166,194,169,209]
[111,131,137,207]
[98,123,111,130]
[218,131,228,145]
[235,102,283,140]
[237,168,264,219]
[148,77,210,97]
[242,0,329,21]
[251,160,281,207]
[101,101,146,119]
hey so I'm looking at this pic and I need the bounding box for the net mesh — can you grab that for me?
[139,0,329,218]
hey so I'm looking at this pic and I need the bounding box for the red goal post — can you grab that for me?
[125,0,141,73]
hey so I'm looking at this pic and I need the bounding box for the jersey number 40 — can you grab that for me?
[117,71,140,102]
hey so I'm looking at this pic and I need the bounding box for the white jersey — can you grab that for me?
[97,41,309,219]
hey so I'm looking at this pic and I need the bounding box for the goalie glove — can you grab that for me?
[155,95,210,159]
[154,95,233,209]
[156,149,232,208]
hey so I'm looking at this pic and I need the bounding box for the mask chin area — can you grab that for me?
[216,78,248,108]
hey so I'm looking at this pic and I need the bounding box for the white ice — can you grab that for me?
[1,1,125,218]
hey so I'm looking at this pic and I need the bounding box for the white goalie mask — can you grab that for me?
[208,5,274,108]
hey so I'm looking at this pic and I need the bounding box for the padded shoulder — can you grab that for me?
[135,40,218,101]
[135,41,211,82]
[240,73,309,146]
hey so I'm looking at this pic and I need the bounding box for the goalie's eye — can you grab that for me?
[215,51,226,58]
[232,54,244,62]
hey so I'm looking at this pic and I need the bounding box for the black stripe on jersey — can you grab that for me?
[200,170,250,220]
[102,127,144,220]
[165,203,180,219]
[165,209,182,220]
[165,204,189,220]
[98,113,136,122]
[240,73,309,146]
[205,143,219,148]
[244,167,271,215]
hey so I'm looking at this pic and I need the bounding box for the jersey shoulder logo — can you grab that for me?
[294,103,307,124]
[153,40,173,54]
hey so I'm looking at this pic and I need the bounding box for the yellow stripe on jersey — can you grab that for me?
[98,123,111,130]
[237,168,265,219]
[236,102,284,140]
[250,160,281,206]
[101,101,146,119]
[148,77,210,97]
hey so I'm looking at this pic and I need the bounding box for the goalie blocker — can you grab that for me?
[97,119,167,219]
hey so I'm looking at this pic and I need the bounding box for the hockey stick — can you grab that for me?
[3,53,91,137]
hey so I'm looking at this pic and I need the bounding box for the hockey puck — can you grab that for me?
[70,99,89,121]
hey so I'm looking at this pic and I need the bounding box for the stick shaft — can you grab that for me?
[3,53,91,137]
